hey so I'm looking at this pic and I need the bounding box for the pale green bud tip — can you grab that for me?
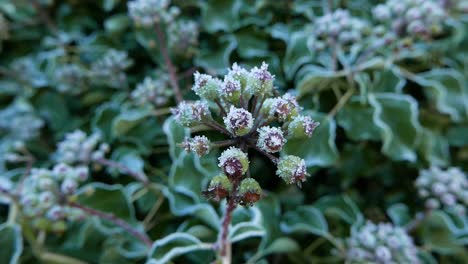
[221,75,242,102]
[181,135,211,156]
[288,115,320,139]
[223,106,254,136]
[209,174,232,191]
[192,72,221,100]
[276,155,308,187]
[218,147,249,177]
[257,126,285,153]
[238,178,262,206]
[270,94,301,121]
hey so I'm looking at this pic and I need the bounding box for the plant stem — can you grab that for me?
[154,23,183,103]
[211,139,237,148]
[405,210,431,232]
[327,86,355,118]
[94,158,150,185]
[215,99,228,117]
[68,202,152,248]
[218,197,237,263]
[250,143,279,164]
[202,121,231,136]
[40,252,89,264]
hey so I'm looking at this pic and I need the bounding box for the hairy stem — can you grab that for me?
[154,23,183,103]
[94,158,149,185]
[68,202,152,247]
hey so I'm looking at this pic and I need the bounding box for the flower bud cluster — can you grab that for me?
[173,62,319,206]
[167,20,199,59]
[131,73,173,107]
[55,130,110,165]
[128,0,180,27]
[20,163,88,231]
[53,64,88,94]
[415,166,468,215]
[308,9,371,52]
[0,100,44,142]
[346,221,420,264]
[373,0,447,39]
[90,49,133,88]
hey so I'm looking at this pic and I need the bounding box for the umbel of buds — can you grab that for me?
[415,166,468,216]
[20,163,88,231]
[55,130,110,165]
[131,74,173,107]
[172,62,320,208]
[346,221,420,264]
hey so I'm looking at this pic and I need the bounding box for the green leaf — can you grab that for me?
[369,93,422,162]
[418,128,450,166]
[447,125,468,147]
[283,111,339,168]
[105,14,130,34]
[234,27,269,59]
[230,207,265,243]
[0,224,22,264]
[280,206,328,236]
[147,233,213,264]
[195,36,237,74]
[418,69,468,122]
[283,29,312,80]
[386,203,411,227]
[112,108,151,137]
[163,116,189,161]
[314,195,363,225]
[297,66,346,96]
[200,0,242,33]
[337,96,381,141]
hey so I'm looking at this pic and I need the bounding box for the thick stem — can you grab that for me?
[250,143,279,164]
[68,202,152,247]
[219,197,237,261]
[154,23,183,103]
[94,158,149,185]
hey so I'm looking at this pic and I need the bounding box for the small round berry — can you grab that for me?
[172,101,211,127]
[246,62,274,96]
[223,106,254,136]
[257,126,285,153]
[182,136,211,157]
[238,178,262,206]
[203,174,232,202]
[192,72,221,100]
[218,147,249,178]
[288,115,320,139]
[276,155,308,187]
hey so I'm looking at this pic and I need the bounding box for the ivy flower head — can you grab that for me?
[224,106,254,136]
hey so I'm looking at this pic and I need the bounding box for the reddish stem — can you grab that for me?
[154,23,183,103]
[69,202,152,247]
[219,194,237,257]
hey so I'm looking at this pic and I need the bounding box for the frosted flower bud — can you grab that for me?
[221,76,242,102]
[38,178,55,191]
[441,193,456,206]
[39,192,55,208]
[375,246,392,261]
[257,126,285,153]
[223,106,254,136]
[172,101,210,127]
[276,155,308,187]
[182,136,210,157]
[192,72,221,100]
[128,0,173,27]
[373,5,391,20]
[288,115,320,139]
[203,174,232,202]
[227,63,250,89]
[246,62,274,95]
[425,198,440,209]
[270,94,300,121]
[238,178,262,206]
[260,98,276,117]
[431,182,446,195]
[131,76,172,107]
[218,147,249,178]
[47,206,66,221]
[61,179,78,195]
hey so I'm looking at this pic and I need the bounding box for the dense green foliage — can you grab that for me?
[0,0,467,263]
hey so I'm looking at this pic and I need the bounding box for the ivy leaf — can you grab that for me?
[112,108,151,138]
[234,27,269,59]
[200,0,242,33]
[314,195,363,225]
[77,183,138,234]
[195,36,237,74]
[230,207,265,243]
[0,224,23,264]
[418,128,450,166]
[418,69,468,122]
[283,29,312,80]
[386,203,411,227]
[369,93,422,162]
[147,233,213,264]
[447,125,468,147]
[280,206,328,236]
[296,66,346,96]
[283,112,339,168]
[337,96,381,141]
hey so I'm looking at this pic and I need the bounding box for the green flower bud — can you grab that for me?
[203,174,232,201]
[276,155,309,187]
[288,115,320,139]
[227,63,250,91]
[246,62,274,96]
[238,178,262,206]
[181,135,211,157]
[223,106,254,136]
[192,72,221,100]
[257,126,285,153]
[218,147,249,178]
[172,101,211,127]
[220,75,242,103]
[270,94,301,122]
